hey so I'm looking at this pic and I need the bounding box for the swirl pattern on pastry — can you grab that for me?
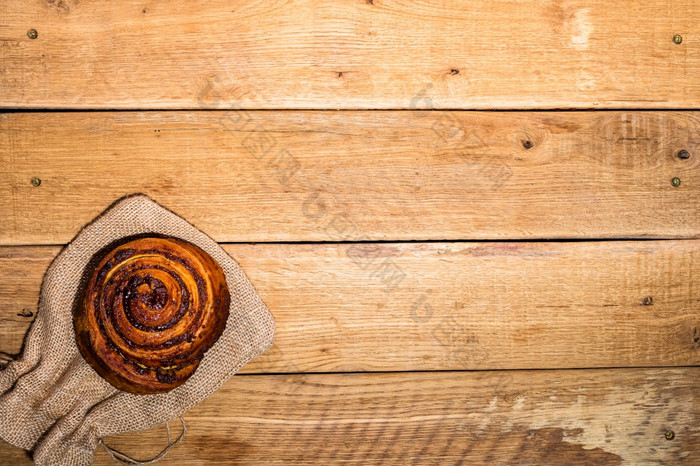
[74,236,230,394]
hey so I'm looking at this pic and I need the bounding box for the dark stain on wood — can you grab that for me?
[518,428,623,464]
[46,0,75,14]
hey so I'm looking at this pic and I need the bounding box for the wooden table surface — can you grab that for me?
[1,1,698,464]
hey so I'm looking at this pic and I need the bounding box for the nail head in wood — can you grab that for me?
[27,29,38,40]
[671,177,681,187]
[31,177,41,187]
[672,34,682,44]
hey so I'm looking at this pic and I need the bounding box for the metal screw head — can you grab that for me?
[665,430,675,440]
[27,29,38,40]
[673,34,682,44]
[677,149,690,160]
[31,177,41,187]
[641,296,654,306]
[671,177,681,187]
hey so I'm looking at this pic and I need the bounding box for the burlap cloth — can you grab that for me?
[0,194,275,464]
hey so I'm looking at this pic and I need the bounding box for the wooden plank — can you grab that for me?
[2,368,697,464]
[1,111,698,245]
[2,241,698,372]
[1,1,699,109]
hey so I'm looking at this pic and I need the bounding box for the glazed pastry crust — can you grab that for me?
[74,236,230,395]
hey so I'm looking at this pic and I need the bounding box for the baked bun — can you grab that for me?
[74,236,230,394]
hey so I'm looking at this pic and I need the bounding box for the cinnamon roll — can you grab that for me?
[74,236,230,394]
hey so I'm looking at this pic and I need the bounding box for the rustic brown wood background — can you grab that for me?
[1,1,698,464]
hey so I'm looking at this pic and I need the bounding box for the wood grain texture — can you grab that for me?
[0,1,699,109]
[1,111,698,245]
[2,241,698,372]
[2,367,698,464]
